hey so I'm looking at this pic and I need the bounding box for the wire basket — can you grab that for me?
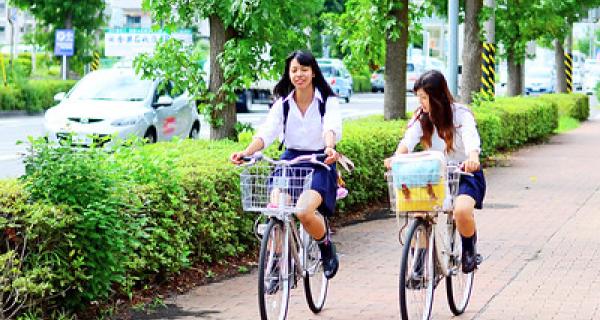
[240,164,314,213]
[387,164,460,214]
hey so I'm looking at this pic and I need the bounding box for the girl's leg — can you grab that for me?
[295,190,326,239]
[295,190,339,279]
[453,195,478,273]
[453,195,476,237]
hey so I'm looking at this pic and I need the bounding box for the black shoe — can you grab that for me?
[322,243,339,279]
[462,249,478,273]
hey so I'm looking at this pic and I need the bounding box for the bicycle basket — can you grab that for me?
[389,151,446,212]
[240,164,314,213]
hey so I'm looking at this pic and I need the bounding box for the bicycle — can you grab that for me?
[387,158,476,320]
[239,152,331,320]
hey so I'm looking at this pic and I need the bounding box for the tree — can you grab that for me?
[324,0,429,119]
[494,0,538,96]
[136,0,323,140]
[535,0,600,93]
[460,0,483,103]
[11,0,105,77]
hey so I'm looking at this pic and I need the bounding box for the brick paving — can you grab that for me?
[145,115,600,320]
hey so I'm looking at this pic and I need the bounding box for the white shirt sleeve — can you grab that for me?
[254,98,284,149]
[459,109,481,154]
[322,96,342,143]
[399,116,423,152]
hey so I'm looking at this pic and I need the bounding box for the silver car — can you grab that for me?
[44,68,201,147]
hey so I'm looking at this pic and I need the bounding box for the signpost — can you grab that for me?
[54,29,74,80]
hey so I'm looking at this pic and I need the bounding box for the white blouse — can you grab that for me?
[255,88,342,151]
[399,103,481,162]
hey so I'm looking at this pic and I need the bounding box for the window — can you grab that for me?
[125,15,141,27]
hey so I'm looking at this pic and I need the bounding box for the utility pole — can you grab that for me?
[481,0,496,99]
[448,0,459,96]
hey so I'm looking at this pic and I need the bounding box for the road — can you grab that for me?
[0,93,418,179]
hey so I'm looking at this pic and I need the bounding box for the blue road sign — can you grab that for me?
[54,29,74,56]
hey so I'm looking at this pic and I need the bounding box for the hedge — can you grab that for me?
[0,93,584,318]
[352,75,372,93]
[538,93,589,121]
[0,80,76,113]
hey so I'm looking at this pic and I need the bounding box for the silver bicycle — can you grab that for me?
[387,162,475,320]
[239,152,330,320]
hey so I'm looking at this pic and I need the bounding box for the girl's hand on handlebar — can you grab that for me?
[383,157,393,170]
[324,147,338,165]
[230,151,248,165]
[462,158,480,173]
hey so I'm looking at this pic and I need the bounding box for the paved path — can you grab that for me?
[137,116,600,320]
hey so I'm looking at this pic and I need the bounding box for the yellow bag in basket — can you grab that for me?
[395,180,445,211]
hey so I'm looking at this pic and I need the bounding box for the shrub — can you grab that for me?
[352,75,372,93]
[538,93,589,121]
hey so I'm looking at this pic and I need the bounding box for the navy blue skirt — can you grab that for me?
[458,169,486,209]
[277,149,338,217]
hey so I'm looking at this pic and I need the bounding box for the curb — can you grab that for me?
[0,110,43,118]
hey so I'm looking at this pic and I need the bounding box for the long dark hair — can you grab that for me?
[412,70,455,152]
[273,50,335,101]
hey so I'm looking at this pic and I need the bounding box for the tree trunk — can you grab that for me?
[384,0,408,120]
[555,39,567,93]
[459,0,483,104]
[209,14,237,140]
[507,50,523,96]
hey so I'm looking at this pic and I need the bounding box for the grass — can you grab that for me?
[555,116,580,133]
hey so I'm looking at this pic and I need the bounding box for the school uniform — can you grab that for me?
[255,88,342,216]
[399,103,486,209]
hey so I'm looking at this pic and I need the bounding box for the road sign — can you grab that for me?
[54,29,74,56]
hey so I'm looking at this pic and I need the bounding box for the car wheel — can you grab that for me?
[189,122,200,139]
[143,128,157,143]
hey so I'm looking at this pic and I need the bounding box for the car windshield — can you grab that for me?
[67,70,153,101]
[320,66,335,76]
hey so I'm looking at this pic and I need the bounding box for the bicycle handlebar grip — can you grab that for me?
[242,156,253,162]
[315,153,327,161]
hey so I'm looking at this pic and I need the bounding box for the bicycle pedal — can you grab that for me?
[476,253,483,265]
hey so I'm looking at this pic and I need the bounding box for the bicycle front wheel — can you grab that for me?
[302,230,328,313]
[445,223,474,315]
[399,218,435,320]
[258,218,291,320]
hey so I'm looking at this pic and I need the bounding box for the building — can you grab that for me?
[106,0,152,29]
[0,0,36,52]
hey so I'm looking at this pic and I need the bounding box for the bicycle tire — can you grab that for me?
[445,223,474,315]
[399,218,435,320]
[302,228,328,313]
[258,218,291,320]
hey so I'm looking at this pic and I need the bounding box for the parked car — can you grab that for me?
[371,68,385,92]
[317,58,353,102]
[406,61,425,92]
[44,68,201,147]
[524,67,555,95]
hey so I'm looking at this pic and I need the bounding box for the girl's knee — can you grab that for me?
[454,206,474,222]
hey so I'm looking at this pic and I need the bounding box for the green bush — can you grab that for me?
[538,93,589,121]
[0,80,76,113]
[352,75,372,93]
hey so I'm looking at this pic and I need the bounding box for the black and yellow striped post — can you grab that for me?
[480,43,496,99]
[91,51,100,71]
[564,52,572,93]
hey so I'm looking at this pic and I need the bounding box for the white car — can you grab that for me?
[44,68,201,147]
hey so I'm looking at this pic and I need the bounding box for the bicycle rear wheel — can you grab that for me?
[445,223,474,315]
[399,218,435,320]
[258,218,291,320]
[302,229,328,313]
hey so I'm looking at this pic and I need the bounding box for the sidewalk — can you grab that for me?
[137,117,600,320]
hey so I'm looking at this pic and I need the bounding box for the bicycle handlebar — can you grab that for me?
[240,152,330,170]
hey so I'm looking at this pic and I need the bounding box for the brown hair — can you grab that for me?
[413,70,455,152]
